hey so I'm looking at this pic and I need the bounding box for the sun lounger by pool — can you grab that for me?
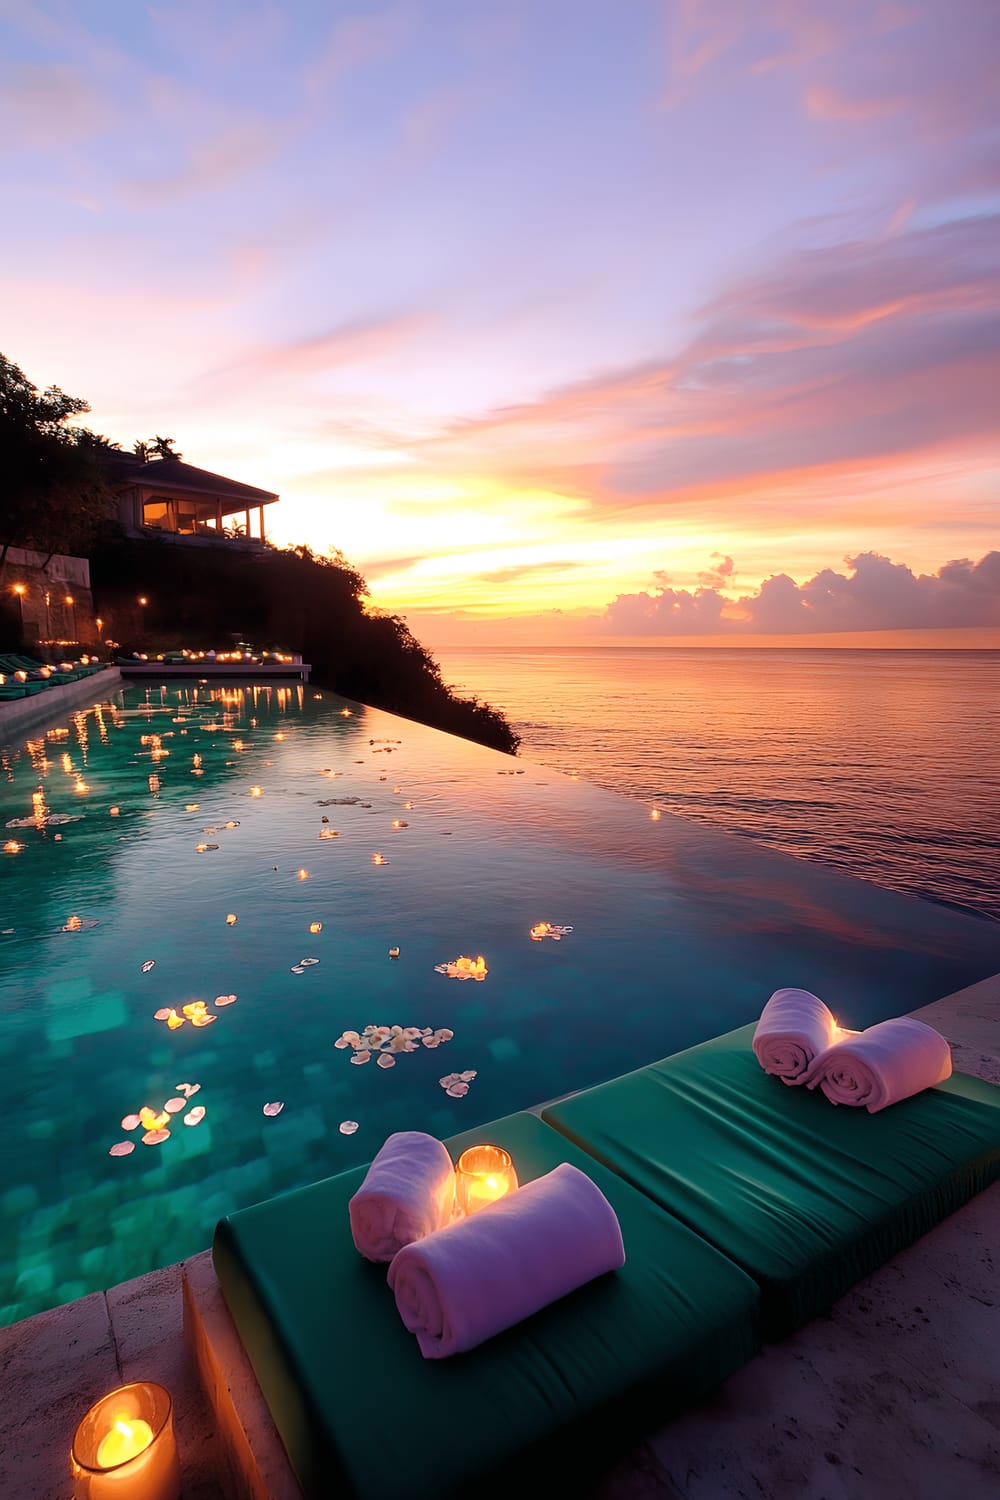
[213,1111,761,1500]
[542,1022,1000,1339]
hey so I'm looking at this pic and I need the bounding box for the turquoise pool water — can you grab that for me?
[1,682,997,1325]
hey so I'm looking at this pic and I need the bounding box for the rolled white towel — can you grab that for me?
[349,1131,456,1263]
[804,1017,953,1113]
[387,1162,625,1358]
[752,987,842,1085]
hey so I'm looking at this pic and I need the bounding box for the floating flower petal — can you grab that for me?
[376,1053,396,1068]
[154,1008,172,1021]
[121,1114,142,1131]
[350,1050,371,1065]
[142,1128,171,1145]
[183,1106,206,1126]
[262,1101,284,1116]
[445,1082,469,1098]
[215,993,237,1007]
[225,913,238,925]
[434,955,487,981]
[109,1141,135,1157]
[164,1098,186,1114]
[141,960,155,973]
[339,1120,359,1135]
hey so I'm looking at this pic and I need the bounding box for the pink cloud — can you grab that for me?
[605,551,1000,635]
[416,210,1000,515]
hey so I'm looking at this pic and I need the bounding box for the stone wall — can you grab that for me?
[0,548,97,652]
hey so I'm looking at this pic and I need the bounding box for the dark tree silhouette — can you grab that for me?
[0,352,117,567]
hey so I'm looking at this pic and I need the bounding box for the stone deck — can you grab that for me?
[1,973,997,1500]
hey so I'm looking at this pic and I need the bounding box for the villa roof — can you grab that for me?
[107,454,279,506]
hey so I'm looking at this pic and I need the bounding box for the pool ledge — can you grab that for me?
[0,668,122,742]
[2,970,998,1500]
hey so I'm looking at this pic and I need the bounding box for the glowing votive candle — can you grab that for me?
[455,1145,518,1216]
[71,1382,179,1500]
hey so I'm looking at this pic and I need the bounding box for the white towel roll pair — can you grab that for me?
[349,1132,625,1358]
[752,988,952,1113]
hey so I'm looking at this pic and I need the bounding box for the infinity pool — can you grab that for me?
[1,682,997,1325]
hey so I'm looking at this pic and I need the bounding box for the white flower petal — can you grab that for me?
[339,1120,359,1135]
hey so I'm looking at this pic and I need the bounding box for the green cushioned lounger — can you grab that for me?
[543,1022,1000,1340]
[214,1110,760,1500]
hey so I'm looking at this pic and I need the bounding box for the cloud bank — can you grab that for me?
[605,552,1000,636]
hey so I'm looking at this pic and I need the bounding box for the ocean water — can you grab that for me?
[438,648,1000,923]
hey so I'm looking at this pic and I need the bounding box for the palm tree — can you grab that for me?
[132,440,149,462]
[149,435,182,460]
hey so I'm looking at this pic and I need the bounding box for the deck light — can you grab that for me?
[71,1381,179,1500]
[455,1145,518,1216]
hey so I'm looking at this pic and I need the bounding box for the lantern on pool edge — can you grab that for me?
[71,1381,179,1500]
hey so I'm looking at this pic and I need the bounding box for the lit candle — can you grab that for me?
[455,1145,518,1215]
[71,1382,179,1500]
[96,1418,152,1468]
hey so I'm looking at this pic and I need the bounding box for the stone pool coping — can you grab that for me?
[0,667,122,741]
[2,970,998,1500]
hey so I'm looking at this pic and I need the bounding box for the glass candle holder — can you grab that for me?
[71,1381,180,1500]
[455,1145,519,1215]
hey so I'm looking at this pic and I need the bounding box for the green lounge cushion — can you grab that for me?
[542,1022,1000,1339]
[214,1110,760,1500]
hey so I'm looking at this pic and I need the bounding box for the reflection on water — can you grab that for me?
[0,678,997,1326]
[438,647,1000,922]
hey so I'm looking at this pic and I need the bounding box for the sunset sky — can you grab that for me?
[2,0,998,647]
